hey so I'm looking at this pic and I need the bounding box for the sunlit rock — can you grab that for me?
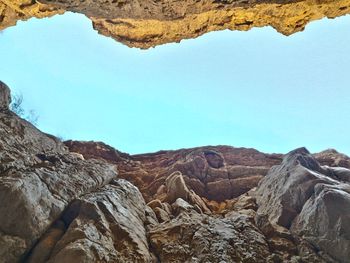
[1,0,350,48]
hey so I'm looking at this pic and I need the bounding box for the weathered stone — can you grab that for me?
[165,171,190,203]
[314,149,350,168]
[256,148,350,262]
[149,206,270,263]
[2,0,350,48]
[46,180,154,263]
[0,0,63,31]
[66,141,282,202]
[2,82,350,263]
[0,83,117,262]
[145,205,159,227]
[154,207,171,223]
[147,199,163,210]
[171,198,194,215]
[291,183,350,263]
[0,80,11,110]
[204,150,224,169]
[27,221,66,263]
[256,148,334,228]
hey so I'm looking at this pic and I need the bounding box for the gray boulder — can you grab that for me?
[256,147,350,262]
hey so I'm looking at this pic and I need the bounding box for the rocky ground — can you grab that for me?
[1,0,350,48]
[1,81,350,262]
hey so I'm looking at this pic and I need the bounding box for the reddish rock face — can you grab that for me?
[64,141,283,202]
[314,149,350,168]
[64,141,350,204]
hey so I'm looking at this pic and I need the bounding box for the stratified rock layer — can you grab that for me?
[65,140,282,202]
[1,0,350,48]
[1,81,350,262]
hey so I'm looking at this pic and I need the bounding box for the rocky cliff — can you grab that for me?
[1,81,350,262]
[1,0,350,48]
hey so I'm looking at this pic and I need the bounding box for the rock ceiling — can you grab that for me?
[1,0,350,48]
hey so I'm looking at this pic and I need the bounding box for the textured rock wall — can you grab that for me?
[1,0,350,48]
[256,148,350,262]
[91,0,350,48]
[0,0,63,30]
[2,81,350,262]
[65,141,283,203]
[0,81,120,262]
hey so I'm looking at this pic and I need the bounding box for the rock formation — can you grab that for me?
[256,147,350,262]
[1,81,350,262]
[0,0,63,31]
[65,140,283,203]
[1,0,350,48]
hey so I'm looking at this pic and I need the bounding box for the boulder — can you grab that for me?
[291,183,350,263]
[255,148,334,228]
[256,148,350,262]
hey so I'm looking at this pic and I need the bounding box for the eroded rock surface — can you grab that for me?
[43,179,154,263]
[1,81,350,262]
[65,140,282,202]
[1,0,350,48]
[0,0,63,31]
[0,82,131,262]
[148,199,270,263]
[256,147,350,262]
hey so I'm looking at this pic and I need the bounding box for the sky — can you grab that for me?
[0,13,349,155]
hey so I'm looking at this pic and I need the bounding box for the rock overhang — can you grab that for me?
[1,0,350,48]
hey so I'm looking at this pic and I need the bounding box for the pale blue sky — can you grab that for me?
[0,13,349,155]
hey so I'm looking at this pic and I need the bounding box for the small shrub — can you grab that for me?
[10,93,39,125]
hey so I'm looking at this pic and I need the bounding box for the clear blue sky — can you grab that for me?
[0,13,349,155]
